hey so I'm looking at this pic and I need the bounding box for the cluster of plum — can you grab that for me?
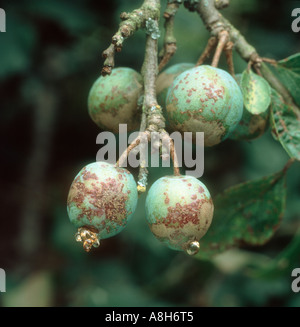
[67,63,269,255]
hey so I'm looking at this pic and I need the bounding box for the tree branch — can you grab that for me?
[101,0,160,76]
[115,0,180,179]
[195,0,300,114]
[134,96,148,193]
[142,31,180,176]
[158,1,181,72]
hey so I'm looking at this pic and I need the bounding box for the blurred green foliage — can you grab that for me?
[0,0,299,307]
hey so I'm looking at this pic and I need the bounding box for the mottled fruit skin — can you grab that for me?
[166,65,243,146]
[156,63,194,109]
[145,175,214,252]
[229,74,269,141]
[67,161,138,239]
[88,67,143,133]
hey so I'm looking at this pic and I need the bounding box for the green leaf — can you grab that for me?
[270,89,300,160]
[196,170,287,260]
[248,231,300,280]
[240,69,271,114]
[276,53,300,107]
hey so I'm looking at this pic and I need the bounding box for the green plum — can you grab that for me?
[166,65,243,146]
[156,63,194,109]
[88,67,143,133]
[145,175,214,255]
[67,161,138,250]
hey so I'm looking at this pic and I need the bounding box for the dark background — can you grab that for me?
[0,0,299,306]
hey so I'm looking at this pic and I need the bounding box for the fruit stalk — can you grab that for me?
[224,41,235,76]
[195,36,217,66]
[211,30,229,67]
[116,136,142,168]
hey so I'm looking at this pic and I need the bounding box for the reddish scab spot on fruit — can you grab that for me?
[82,170,99,181]
[198,186,204,193]
[164,194,170,204]
[191,194,197,200]
[163,200,202,228]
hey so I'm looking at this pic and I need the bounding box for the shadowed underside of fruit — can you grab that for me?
[229,109,269,140]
